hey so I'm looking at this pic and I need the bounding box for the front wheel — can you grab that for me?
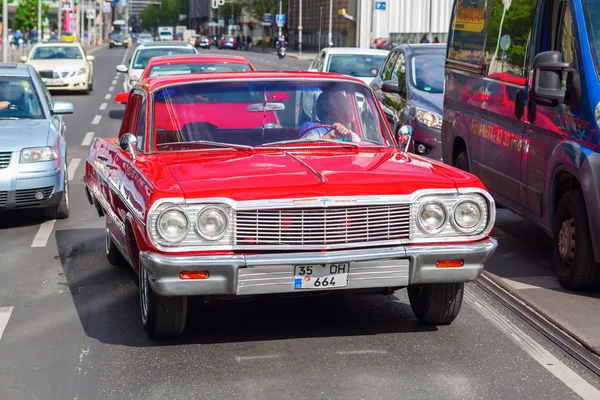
[139,266,188,338]
[44,166,70,219]
[454,150,469,172]
[553,190,600,290]
[408,283,464,325]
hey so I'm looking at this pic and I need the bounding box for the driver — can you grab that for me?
[0,81,22,111]
[298,91,360,142]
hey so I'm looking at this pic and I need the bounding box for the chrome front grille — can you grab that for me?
[15,186,54,206]
[0,152,11,169]
[235,205,411,248]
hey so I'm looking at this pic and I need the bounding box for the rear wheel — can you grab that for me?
[553,190,600,290]
[105,219,126,266]
[408,283,464,325]
[139,265,188,339]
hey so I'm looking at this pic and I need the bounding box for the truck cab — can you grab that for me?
[442,0,600,290]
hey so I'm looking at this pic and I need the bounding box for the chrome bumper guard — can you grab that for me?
[139,238,498,297]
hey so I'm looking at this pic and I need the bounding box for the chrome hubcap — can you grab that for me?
[140,268,149,321]
[64,167,69,209]
[558,217,576,262]
[105,223,110,256]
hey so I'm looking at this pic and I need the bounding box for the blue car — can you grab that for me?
[442,0,600,289]
[0,63,74,218]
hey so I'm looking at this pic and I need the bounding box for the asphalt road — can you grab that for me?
[0,46,599,400]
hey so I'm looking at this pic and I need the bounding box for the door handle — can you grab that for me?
[106,163,118,170]
[98,155,109,161]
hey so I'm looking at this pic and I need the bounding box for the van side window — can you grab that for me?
[485,0,538,79]
[380,52,399,82]
[447,0,488,65]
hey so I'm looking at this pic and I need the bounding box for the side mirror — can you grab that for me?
[51,101,74,115]
[529,51,570,107]
[396,125,413,151]
[381,80,401,94]
[472,92,489,102]
[115,92,129,104]
[86,55,95,61]
[19,56,27,63]
[116,64,128,73]
[271,91,290,101]
[119,133,138,160]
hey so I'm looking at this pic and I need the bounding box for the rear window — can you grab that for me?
[149,63,252,77]
[132,47,195,69]
[326,54,387,78]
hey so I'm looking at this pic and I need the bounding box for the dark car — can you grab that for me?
[370,44,446,161]
[109,33,128,48]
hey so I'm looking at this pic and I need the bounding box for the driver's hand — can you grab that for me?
[0,101,10,110]
[324,123,352,139]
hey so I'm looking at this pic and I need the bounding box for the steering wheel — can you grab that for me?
[297,123,334,139]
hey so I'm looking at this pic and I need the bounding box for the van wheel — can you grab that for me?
[454,150,469,172]
[553,190,600,290]
[408,283,464,325]
[140,266,188,338]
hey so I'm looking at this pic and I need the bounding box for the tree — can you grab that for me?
[14,0,50,32]
[140,0,180,30]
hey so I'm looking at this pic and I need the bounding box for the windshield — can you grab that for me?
[582,0,600,80]
[326,54,386,78]
[149,63,252,77]
[0,77,44,119]
[132,47,195,69]
[160,31,171,36]
[152,81,391,151]
[410,54,445,94]
[31,46,83,60]
[111,35,124,41]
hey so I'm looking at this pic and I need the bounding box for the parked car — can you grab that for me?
[0,64,73,218]
[197,36,211,49]
[443,0,600,289]
[218,36,238,50]
[109,33,128,49]
[308,47,389,85]
[21,42,95,93]
[136,33,154,46]
[84,71,498,338]
[115,41,197,92]
[371,44,446,161]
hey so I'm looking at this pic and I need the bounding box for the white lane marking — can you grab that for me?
[31,220,56,248]
[91,115,102,125]
[81,132,94,146]
[0,307,14,341]
[500,276,562,291]
[293,67,300,70]
[108,86,115,92]
[67,158,81,181]
[111,80,117,85]
[336,350,388,355]
[235,354,280,362]
[114,74,120,80]
[104,93,111,100]
[465,289,600,400]
[99,103,107,110]
[119,45,130,66]
[283,64,289,67]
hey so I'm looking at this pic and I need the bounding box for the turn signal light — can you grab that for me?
[436,259,464,268]
[179,270,209,280]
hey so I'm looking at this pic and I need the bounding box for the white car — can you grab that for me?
[116,42,197,92]
[136,33,154,45]
[308,47,389,85]
[22,42,94,93]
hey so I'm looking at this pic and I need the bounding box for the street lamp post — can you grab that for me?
[38,0,42,42]
[277,0,282,38]
[298,0,302,54]
[428,0,433,42]
[328,0,332,47]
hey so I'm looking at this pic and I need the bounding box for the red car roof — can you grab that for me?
[140,71,367,91]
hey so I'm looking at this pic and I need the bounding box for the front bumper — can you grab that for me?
[0,160,64,209]
[140,238,498,297]
[43,74,90,91]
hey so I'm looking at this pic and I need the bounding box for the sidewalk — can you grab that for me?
[250,47,317,61]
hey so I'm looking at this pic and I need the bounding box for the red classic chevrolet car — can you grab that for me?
[84,72,498,338]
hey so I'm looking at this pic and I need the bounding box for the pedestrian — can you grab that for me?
[31,26,38,44]
[235,34,241,50]
[433,36,440,43]
[13,30,21,50]
[247,35,252,50]
[24,29,30,47]
[420,34,429,44]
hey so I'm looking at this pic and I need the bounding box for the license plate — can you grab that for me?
[45,79,63,86]
[293,263,349,289]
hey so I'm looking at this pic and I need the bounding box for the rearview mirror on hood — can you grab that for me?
[51,101,74,115]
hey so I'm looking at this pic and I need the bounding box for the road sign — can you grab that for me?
[500,34,511,51]
[212,0,218,8]
[375,1,386,10]
[218,0,225,5]
[179,14,186,21]
[264,13,272,23]
[61,0,73,11]
[276,14,286,25]
[218,19,225,27]
[86,9,96,19]
[261,22,271,26]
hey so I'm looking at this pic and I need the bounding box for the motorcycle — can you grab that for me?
[277,45,286,59]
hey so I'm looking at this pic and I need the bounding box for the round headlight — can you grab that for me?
[157,208,189,242]
[196,206,228,240]
[418,202,447,232]
[454,201,483,231]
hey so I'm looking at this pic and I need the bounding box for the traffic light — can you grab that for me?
[249,22,254,30]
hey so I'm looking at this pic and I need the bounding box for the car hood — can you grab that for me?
[27,59,87,71]
[0,120,50,151]
[409,89,443,115]
[156,148,478,202]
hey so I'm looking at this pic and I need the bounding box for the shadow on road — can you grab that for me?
[55,227,436,347]
[0,209,51,229]
[108,110,125,120]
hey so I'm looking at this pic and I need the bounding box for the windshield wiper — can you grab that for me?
[157,140,252,151]
[260,139,360,148]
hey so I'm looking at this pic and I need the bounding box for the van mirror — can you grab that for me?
[529,51,569,107]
